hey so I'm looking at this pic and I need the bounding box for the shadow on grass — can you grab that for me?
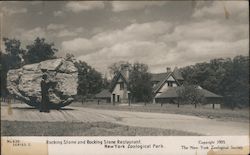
[57,107,75,111]
[13,107,75,111]
[13,107,37,110]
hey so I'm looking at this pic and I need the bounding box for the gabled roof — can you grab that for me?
[156,87,179,98]
[151,68,183,82]
[172,67,184,81]
[151,72,170,82]
[156,86,222,99]
[95,89,111,98]
[152,72,181,93]
[110,71,128,92]
[198,88,222,98]
[109,67,184,94]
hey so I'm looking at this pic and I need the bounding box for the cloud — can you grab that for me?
[61,21,172,54]
[111,1,167,12]
[1,6,27,16]
[13,27,47,42]
[92,21,172,48]
[65,17,248,73]
[172,39,249,66]
[62,38,94,53]
[30,1,44,5]
[38,11,43,15]
[53,10,64,17]
[162,20,248,43]
[47,24,66,30]
[46,24,85,38]
[65,1,105,13]
[21,27,46,41]
[61,21,173,72]
[57,27,84,37]
[192,1,248,20]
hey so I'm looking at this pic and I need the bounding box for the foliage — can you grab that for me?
[180,55,249,108]
[25,37,58,64]
[109,61,152,102]
[108,61,131,79]
[1,38,26,96]
[177,85,205,105]
[3,38,25,69]
[75,61,103,97]
[102,75,110,90]
[129,62,153,103]
[1,37,58,97]
[0,52,7,96]
[65,53,75,62]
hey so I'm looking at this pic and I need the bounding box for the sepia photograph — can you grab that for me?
[0,1,249,155]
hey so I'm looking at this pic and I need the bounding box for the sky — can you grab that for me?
[0,1,249,76]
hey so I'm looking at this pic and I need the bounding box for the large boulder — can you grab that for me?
[7,58,78,108]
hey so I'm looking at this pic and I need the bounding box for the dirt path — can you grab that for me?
[1,104,249,135]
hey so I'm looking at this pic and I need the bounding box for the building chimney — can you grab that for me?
[166,67,171,73]
[121,64,129,80]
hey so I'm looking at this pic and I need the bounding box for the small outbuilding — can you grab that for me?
[155,86,223,108]
[95,89,111,103]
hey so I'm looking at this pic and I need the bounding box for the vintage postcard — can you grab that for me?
[0,1,249,155]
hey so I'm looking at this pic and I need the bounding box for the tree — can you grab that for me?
[177,84,205,108]
[220,56,249,108]
[3,38,25,69]
[1,38,26,97]
[180,55,249,108]
[65,53,75,62]
[75,61,103,98]
[129,62,153,103]
[108,61,131,79]
[25,37,57,64]
[0,52,7,97]
[102,74,110,90]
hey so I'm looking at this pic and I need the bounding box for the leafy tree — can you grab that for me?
[220,56,249,108]
[102,74,110,90]
[25,37,57,64]
[177,84,205,108]
[65,53,75,62]
[75,61,103,98]
[129,62,153,103]
[0,52,8,96]
[108,61,131,79]
[3,38,25,69]
[1,38,26,96]
[181,55,249,108]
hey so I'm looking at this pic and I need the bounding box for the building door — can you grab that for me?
[112,94,116,103]
[117,95,120,102]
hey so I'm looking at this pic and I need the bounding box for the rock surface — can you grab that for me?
[7,58,78,108]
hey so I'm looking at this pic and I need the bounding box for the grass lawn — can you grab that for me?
[1,121,201,136]
[71,101,249,122]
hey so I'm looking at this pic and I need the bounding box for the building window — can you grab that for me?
[167,82,173,87]
[120,83,124,90]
